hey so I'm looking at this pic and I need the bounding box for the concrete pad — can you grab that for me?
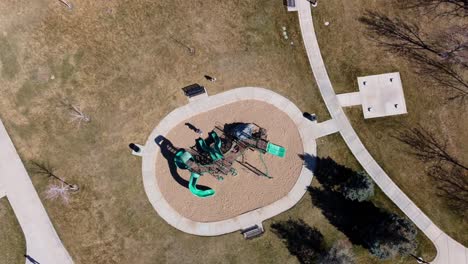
[358,72,407,119]
[337,92,361,107]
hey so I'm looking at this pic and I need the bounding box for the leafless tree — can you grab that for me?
[359,11,468,101]
[60,99,91,127]
[45,183,71,204]
[30,161,79,192]
[396,125,468,214]
[402,0,468,18]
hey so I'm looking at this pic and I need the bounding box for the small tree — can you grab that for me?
[341,171,375,202]
[320,239,355,264]
[271,219,325,264]
[60,99,91,127]
[30,161,79,192]
[45,183,71,204]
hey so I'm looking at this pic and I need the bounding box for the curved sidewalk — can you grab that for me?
[0,119,74,264]
[294,0,467,263]
[141,87,316,236]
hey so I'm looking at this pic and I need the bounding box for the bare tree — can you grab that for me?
[396,125,468,214]
[397,125,467,169]
[402,0,468,17]
[359,11,468,101]
[30,161,79,192]
[60,99,91,127]
[45,183,71,204]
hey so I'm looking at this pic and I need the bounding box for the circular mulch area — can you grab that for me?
[155,100,303,222]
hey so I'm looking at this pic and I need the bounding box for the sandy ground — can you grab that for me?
[155,100,304,222]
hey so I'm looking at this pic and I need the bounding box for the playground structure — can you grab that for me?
[173,123,287,198]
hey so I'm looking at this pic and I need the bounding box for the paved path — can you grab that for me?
[293,1,467,263]
[336,92,361,107]
[141,87,316,236]
[0,119,74,264]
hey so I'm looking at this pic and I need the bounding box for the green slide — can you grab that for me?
[266,142,286,158]
[174,150,193,169]
[196,132,223,161]
[189,172,215,198]
[174,149,215,198]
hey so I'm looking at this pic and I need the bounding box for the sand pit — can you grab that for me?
[155,100,304,222]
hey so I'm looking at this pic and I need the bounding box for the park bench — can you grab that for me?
[287,0,295,8]
[182,84,206,98]
[241,224,264,239]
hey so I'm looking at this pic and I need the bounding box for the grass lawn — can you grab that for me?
[312,0,467,245]
[0,0,444,263]
[0,199,25,264]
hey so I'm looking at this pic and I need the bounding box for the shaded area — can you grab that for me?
[305,155,418,260]
[271,219,325,264]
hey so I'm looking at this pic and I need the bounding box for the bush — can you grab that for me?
[320,239,355,264]
[341,171,374,201]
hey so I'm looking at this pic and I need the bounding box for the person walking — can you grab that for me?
[204,75,216,82]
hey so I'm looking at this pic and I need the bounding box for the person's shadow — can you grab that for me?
[24,255,40,264]
[185,122,199,133]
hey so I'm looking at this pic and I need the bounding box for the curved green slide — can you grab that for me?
[174,149,215,198]
[189,172,215,198]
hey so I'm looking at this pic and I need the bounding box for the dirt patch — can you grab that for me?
[155,100,304,222]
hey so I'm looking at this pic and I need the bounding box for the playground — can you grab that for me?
[155,99,304,222]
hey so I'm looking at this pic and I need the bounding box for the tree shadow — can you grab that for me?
[299,154,356,189]
[308,186,416,259]
[271,218,325,264]
[154,135,189,188]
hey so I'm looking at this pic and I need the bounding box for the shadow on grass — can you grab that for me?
[271,218,325,264]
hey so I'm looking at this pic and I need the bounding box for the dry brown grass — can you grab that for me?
[0,0,445,263]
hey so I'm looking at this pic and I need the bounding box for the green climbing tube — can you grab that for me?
[196,132,224,161]
[189,172,215,198]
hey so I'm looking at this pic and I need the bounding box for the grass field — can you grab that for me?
[0,0,452,263]
[312,0,467,245]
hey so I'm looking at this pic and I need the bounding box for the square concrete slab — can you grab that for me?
[358,72,407,119]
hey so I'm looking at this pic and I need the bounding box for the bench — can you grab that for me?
[287,0,295,7]
[241,224,264,239]
[182,84,206,98]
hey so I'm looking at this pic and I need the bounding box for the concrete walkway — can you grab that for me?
[336,92,361,107]
[293,0,467,263]
[141,87,316,236]
[0,119,74,264]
